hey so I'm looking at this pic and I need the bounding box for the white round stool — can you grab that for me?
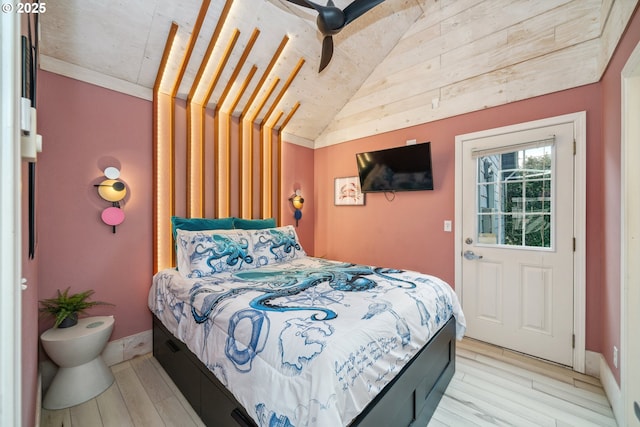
[41,315,115,409]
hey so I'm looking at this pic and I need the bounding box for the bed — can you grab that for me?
[149,224,466,426]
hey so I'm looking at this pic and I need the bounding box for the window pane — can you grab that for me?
[478,214,498,244]
[525,179,551,213]
[502,181,523,213]
[475,142,553,250]
[478,158,499,184]
[525,214,551,247]
[503,214,523,246]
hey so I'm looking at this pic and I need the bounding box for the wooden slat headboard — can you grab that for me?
[151,1,302,272]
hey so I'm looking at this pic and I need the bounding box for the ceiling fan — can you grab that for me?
[285,0,386,72]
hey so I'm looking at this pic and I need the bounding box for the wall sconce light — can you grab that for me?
[289,189,304,227]
[95,166,126,233]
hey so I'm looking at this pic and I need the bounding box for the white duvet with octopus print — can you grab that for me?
[149,256,466,427]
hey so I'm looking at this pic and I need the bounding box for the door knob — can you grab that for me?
[463,250,483,260]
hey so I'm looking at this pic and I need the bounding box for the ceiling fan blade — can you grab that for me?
[343,0,386,26]
[319,35,334,72]
[286,0,384,72]
[283,0,314,9]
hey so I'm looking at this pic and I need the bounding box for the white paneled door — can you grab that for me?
[459,122,575,366]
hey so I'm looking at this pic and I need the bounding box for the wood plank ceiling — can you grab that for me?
[40,0,637,148]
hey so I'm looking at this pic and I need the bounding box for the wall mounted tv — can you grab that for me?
[356,142,434,192]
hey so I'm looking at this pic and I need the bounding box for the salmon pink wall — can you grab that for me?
[599,5,640,385]
[315,84,604,349]
[22,163,39,427]
[36,71,153,340]
[314,135,457,278]
[281,142,315,254]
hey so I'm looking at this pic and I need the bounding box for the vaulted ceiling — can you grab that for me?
[39,0,637,148]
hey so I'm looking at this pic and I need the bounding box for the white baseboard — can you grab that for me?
[598,352,623,426]
[585,350,601,378]
[102,329,152,367]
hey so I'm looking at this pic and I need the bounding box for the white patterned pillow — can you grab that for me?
[176,228,255,278]
[249,225,306,267]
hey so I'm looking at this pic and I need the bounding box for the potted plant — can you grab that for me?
[39,287,113,328]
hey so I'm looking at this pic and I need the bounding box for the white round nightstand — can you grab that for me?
[41,315,115,409]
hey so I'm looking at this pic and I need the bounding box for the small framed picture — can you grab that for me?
[334,176,365,206]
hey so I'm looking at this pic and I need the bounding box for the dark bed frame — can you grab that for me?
[153,315,456,427]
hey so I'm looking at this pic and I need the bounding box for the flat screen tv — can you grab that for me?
[356,142,434,192]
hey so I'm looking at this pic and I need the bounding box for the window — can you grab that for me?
[476,142,553,249]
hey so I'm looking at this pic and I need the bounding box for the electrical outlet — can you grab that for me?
[613,346,618,368]
[444,220,452,232]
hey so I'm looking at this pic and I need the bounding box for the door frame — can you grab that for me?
[0,10,22,427]
[620,40,640,427]
[454,112,587,373]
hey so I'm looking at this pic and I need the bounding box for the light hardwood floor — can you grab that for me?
[40,338,617,427]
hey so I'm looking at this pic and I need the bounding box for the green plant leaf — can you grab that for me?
[39,287,114,328]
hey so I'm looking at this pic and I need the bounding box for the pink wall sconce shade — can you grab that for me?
[101,207,125,227]
[94,167,127,233]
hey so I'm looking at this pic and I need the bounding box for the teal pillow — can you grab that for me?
[233,218,276,230]
[171,216,235,239]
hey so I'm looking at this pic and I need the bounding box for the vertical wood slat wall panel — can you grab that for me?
[241,121,254,219]
[264,112,283,219]
[153,23,178,273]
[277,102,300,225]
[202,30,240,218]
[212,111,219,218]
[260,59,305,219]
[201,109,216,218]
[217,29,260,217]
[187,103,203,217]
[239,36,289,219]
[251,78,280,219]
[167,0,211,264]
[179,0,212,218]
[262,126,272,218]
[233,66,257,218]
[218,113,230,217]
[153,4,302,270]
[188,0,236,217]
[259,125,265,218]
[153,93,174,272]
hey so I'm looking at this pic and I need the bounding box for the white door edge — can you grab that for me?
[621,40,640,427]
[454,111,587,373]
